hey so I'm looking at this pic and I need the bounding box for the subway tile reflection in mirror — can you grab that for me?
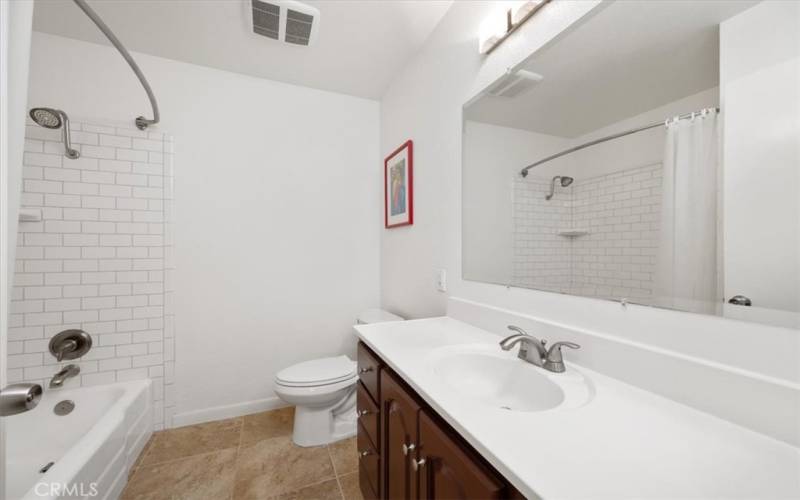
[462,0,798,329]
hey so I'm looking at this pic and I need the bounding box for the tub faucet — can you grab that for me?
[50,364,80,388]
[499,325,580,373]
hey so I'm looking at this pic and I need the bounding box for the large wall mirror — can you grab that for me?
[462,0,799,329]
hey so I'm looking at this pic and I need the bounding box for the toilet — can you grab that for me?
[274,309,403,447]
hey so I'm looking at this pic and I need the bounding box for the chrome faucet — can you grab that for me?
[499,325,580,373]
[49,364,80,388]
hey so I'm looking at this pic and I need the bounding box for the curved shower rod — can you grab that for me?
[72,0,160,130]
[520,107,719,177]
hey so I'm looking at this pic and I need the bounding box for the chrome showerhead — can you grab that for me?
[29,107,80,160]
[30,107,62,129]
[545,175,574,200]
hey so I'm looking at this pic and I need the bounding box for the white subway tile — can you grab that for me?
[44,168,81,182]
[45,298,81,312]
[99,134,132,148]
[25,152,62,168]
[63,259,99,272]
[117,148,148,162]
[80,170,114,184]
[80,145,116,159]
[82,196,116,209]
[81,272,116,284]
[63,309,99,323]
[45,194,81,208]
[63,284,99,297]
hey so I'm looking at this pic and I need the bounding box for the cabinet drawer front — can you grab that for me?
[357,382,380,450]
[357,425,381,496]
[359,462,379,500]
[357,342,381,402]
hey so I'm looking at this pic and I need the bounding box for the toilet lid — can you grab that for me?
[275,356,357,387]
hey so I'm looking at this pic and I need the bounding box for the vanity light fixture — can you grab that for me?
[478,0,550,55]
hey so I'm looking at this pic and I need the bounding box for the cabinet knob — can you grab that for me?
[411,457,426,471]
[356,409,373,417]
[359,449,374,459]
[358,366,373,374]
[402,443,416,456]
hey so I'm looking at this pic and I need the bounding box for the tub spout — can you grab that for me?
[50,364,80,388]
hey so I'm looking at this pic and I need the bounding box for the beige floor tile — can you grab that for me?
[142,417,242,466]
[252,478,343,500]
[234,435,335,498]
[240,407,295,446]
[338,473,364,500]
[122,449,237,500]
[129,435,155,478]
[328,437,357,476]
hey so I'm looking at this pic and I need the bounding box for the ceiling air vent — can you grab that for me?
[249,0,320,46]
[487,69,544,98]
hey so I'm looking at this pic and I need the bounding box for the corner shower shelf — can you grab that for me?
[557,229,589,237]
[18,209,42,222]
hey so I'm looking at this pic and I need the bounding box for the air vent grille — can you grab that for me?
[252,0,280,40]
[487,70,544,98]
[285,9,314,45]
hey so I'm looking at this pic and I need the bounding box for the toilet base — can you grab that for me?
[291,386,357,447]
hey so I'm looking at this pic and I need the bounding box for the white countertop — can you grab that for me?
[355,317,800,499]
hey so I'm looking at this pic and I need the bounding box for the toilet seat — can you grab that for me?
[275,355,356,388]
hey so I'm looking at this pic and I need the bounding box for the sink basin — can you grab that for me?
[428,344,592,412]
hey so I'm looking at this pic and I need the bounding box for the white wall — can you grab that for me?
[721,1,799,320]
[27,33,381,425]
[380,0,799,442]
[462,121,567,285]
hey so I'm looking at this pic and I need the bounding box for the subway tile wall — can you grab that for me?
[9,118,175,429]
[512,177,572,292]
[512,163,662,303]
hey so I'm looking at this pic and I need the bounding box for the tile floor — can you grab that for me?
[122,407,364,500]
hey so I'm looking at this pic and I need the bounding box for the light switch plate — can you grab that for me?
[436,269,447,292]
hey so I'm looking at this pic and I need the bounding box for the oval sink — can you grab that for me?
[431,346,567,412]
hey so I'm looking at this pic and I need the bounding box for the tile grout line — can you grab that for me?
[327,445,346,500]
[230,416,247,500]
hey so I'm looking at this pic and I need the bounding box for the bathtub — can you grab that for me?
[5,380,152,500]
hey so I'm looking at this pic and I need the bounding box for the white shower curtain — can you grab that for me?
[654,110,720,314]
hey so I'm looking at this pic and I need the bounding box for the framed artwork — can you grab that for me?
[384,140,413,228]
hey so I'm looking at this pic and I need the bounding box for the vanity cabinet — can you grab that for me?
[417,411,505,499]
[357,341,522,500]
[382,369,421,499]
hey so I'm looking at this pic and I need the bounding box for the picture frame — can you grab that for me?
[384,140,414,228]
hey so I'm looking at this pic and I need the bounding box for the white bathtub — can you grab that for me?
[5,380,152,500]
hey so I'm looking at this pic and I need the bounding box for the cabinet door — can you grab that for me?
[417,411,505,500]
[381,370,421,500]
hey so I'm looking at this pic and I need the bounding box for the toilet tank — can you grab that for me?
[356,309,403,325]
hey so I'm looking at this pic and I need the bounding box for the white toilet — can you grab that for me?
[274,309,403,447]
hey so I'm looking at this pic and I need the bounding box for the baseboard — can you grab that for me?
[171,396,288,428]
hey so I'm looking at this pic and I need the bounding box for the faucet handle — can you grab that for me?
[506,325,528,336]
[546,341,580,361]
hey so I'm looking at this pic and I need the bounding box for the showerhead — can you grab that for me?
[545,175,574,200]
[29,107,80,160]
[29,107,63,129]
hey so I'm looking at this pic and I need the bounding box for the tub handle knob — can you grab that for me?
[0,383,43,416]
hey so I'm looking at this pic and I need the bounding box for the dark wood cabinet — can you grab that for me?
[356,342,524,500]
[381,369,421,499]
[417,411,505,499]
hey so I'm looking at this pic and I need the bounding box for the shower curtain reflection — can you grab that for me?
[654,110,721,314]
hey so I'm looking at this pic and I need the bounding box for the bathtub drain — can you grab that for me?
[39,462,54,474]
[54,400,75,416]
